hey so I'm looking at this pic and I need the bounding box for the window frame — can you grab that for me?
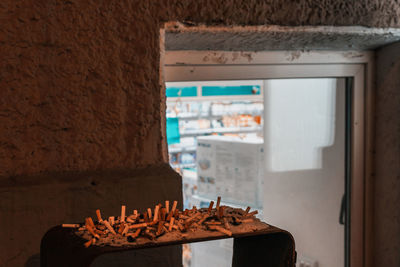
[163,50,374,267]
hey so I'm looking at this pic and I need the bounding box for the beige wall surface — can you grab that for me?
[0,1,399,266]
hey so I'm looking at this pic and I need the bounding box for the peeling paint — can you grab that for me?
[240,52,254,62]
[285,51,302,61]
[343,51,365,59]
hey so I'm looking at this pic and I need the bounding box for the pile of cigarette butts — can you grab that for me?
[62,196,258,248]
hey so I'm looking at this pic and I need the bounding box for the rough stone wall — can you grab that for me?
[0,0,400,266]
[375,42,400,267]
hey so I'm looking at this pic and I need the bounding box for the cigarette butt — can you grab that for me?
[185,213,201,223]
[109,216,115,226]
[160,208,167,221]
[165,200,170,214]
[92,238,96,245]
[134,210,138,216]
[223,217,230,230]
[147,208,152,220]
[121,205,126,222]
[177,221,185,232]
[62,224,80,228]
[147,220,158,226]
[94,228,104,235]
[157,220,164,235]
[122,224,130,236]
[129,223,147,229]
[118,223,126,234]
[86,225,100,239]
[207,201,214,214]
[244,206,251,216]
[216,196,221,210]
[132,228,141,238]
[84,239,93,248]
[78,226,86,231]
[95,209,103,222]
[198,215,209,225]
[205,221,222,225]
[166,201,178,222]
[171,201,178,214]
[163,225,169,232]
[144,230,156,239]
[169,217,175,231]
[241,218,253,223]
[103,220,116,235]
[126,215,135,223]
[153,205,160,222]
[144,212,149,223]
[247,210,258,217]
[146,226,157,231]
[85,217,95,228]
[209,225,232,236]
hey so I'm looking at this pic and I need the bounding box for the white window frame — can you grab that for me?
[163,50,374,267]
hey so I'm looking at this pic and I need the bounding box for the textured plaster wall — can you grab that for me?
[0,1,400,266]
[2,1,400,177]
[375,42,400,267]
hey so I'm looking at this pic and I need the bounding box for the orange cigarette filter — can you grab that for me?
[118,223,126,234]
[62,224,80,228]
[223,217,230,230]
[168,217,175,231]
[205,221,222,225]
[121,205,126,222]
[198,214,209,225]
[160,208,166,221]
[153,205,160,222]
[147,208,152,220]
[85,217,95,228]
[171,201,177,213]
[244,206,251,216]
[212,225,232,236]
[157,220,164,235]
[247,210,258,216]
[103,220,116,235]
[132,228,141,238]
[207,201,214,214]
[216,196,221,210]
[165,200,170,213]
[95,209,103,222]
[122,224,130,236]
[84,239,94,248]
[129,223,147,229]
[86,225,100,239]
